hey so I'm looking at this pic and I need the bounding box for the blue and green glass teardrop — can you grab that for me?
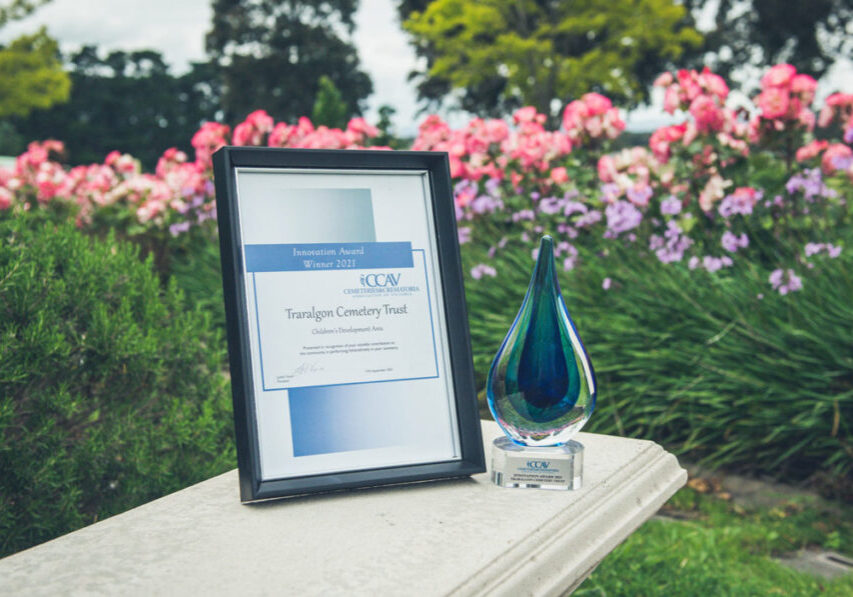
[487,235,596,446]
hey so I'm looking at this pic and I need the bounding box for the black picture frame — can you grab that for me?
[213,147,485,502]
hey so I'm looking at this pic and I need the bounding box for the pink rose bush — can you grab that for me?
[0,112,382,243]
[562,93,625,145]
[411,107,571,186]
[753,65,817,127]
[1,64,850,296]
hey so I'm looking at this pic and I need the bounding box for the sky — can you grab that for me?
[2,0,850,137]
[1,0,436,135]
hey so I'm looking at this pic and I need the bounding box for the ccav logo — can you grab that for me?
[360,273,402,287]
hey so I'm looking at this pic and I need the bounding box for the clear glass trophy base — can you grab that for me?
[491,436,583,490]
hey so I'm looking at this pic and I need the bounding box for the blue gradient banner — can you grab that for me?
[245,242,413,272]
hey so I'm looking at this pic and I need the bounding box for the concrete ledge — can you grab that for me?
[0,421,686,596]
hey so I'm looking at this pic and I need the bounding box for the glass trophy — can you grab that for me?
[487,235,597,490]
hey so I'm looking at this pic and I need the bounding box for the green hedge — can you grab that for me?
[464,237,852,489]
[0,216,235,557]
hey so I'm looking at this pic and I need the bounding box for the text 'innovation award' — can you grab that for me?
[487,235,597,490]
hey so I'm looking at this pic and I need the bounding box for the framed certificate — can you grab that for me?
[213,147,486,502]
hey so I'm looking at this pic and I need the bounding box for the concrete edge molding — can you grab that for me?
[0,423,686,596]
[454,441,687,596]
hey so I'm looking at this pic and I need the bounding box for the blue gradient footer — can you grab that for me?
[288,383,414,456]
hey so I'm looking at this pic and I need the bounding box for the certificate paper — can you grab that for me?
[247,242,438,390]
[234,170,462,480]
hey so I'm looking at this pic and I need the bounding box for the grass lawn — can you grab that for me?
[577,484,853,596]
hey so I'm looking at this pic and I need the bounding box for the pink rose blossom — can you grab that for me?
[821,143,853,174]
[550,167,569,184]
[756,87,790,119]
[653,72,673,87]
[791,74,817,104]
[689,95,724,132]
[761,64,796,88]
[795,140,828,162]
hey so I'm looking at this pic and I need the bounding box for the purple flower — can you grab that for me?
[626,184,653,207]
[833,153,853,170]
[769,268,803,295]
[470,264,497,280]
[574,210,602,228]
[719,190,762,218]
[688,256,700,270]
[169,221,191,237]
[512,209,535,222]
[786,169,832,200]
[602,277,612,290]
[721,231,749,253]
[454,179,478,205]
[557,223,579,238]
[653,221,692,263]
[769,268,784,288]
[458,226,471,245]
[470,194,503,214]
[702,255,733,272]
[559,244,579,271]
[844,126,853,145]
[539,196,564,215]
[804,242,842,258]
[484,177,501,196]
[563,200,588,216]
[660,195,682,215]
[603,200,642,238]
[600,183,622,203]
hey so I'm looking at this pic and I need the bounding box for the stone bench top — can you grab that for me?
[0,421,686,596]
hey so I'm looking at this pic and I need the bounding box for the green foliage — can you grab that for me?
[401,0,701,120]
[0,0,51,27]
[373,104,407,149]
[682,0,853,86]
[169,238,226,331]
[0,28,70,118]
[311,75,349,129]
[0,215,235,557]
[464,233,853,486]
[578,487,853,596]
[0,119,23,154]
[9,46,219,168]
[205,0,372,124]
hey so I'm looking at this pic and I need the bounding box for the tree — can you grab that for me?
[400,0,701,122]
[0,0,51,27]
[10,47,219,168]
[0,27,69,118]
[311,75,348,128]
[0,0,69,119]
[205,0,373,123]
[682,0,853,86]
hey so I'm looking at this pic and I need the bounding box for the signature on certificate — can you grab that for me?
[276,362,325,383]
